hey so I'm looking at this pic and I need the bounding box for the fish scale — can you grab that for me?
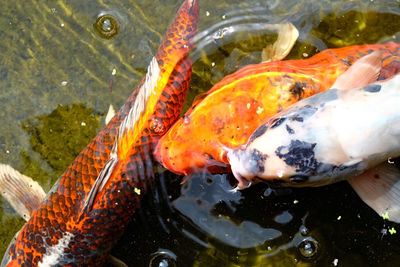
[1,0,199,266]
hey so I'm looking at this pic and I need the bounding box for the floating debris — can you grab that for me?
[105,104,116,125]
[389,227,397,235]
[134,187,141,195]
[382,211,390,220]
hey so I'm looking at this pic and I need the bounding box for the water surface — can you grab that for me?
[0,0,399,266]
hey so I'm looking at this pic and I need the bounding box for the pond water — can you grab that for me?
[0,0,399,266]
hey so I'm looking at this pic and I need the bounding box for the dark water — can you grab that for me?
[0,0,399,266]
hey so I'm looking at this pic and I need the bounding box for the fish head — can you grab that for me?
[227,113,307,188]
[154,119,229,175]
[227,100,349,188]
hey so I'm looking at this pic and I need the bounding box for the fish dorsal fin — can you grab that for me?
[261,22,299,62]
[348,162,400,223]
[332,51,383,90]
[0,164,46,221]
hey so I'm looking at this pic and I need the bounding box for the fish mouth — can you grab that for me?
[229,171,253,192]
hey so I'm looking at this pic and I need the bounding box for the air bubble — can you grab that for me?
[298,237,319,258]
[149,249,177,267]
[94,13,120,39]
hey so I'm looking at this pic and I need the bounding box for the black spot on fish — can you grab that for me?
[270,117,286,128]
[288,105,318,123]
[286,124,295,135]
[290,82,306,100]
[275,140,319,174]
[247,149,268,173]
[249,124,269,143]
[363,84,381,93]
[290,115,303,122]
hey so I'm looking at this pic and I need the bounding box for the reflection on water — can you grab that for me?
[0,0,399,266]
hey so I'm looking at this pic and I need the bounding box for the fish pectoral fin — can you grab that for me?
[348,162,400,223]
[108,255,128,267]
[332,51,383,91]
[0,164,46,221]
[261,22,299,62]
[81,155,119,215]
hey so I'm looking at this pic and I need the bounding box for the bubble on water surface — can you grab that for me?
[298,237,319,258]
[149,249,177,267]
[94,12,122,39]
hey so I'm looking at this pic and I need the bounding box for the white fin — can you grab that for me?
[105,104,116,125]
[332,51,383,90]
[348,162,400,223]
[261,22,299,62]
[0,164,46,221]
[108,255,129,267]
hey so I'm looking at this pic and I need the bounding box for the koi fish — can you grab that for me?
[227,52,400,222]
[0,0,199,266]
[154,42,400,176]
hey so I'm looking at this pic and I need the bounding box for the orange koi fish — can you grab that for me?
[154,42,400,176]
[1,0,199,266]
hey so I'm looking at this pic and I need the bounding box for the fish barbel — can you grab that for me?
[1,0,199,266]
[228,52,400,222]
[154,42,400,175]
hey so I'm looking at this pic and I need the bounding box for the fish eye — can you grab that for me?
[289,174,309,183]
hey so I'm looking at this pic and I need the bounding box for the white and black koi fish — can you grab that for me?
[227,52,400,222]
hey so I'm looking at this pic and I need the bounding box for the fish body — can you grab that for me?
[1,0,199,266]
[154,42,400,175]
[229,69,400,186]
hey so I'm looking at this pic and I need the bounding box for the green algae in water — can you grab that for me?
[21,104,101,185]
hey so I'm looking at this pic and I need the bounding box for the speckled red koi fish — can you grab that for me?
[154,42,400,176]
[1,0,199,266]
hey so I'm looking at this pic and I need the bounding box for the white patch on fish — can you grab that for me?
[119,57,160,140]
[38,232,74,267]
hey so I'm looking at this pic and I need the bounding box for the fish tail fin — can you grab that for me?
[0,164,46,220]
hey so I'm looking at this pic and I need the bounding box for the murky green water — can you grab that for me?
[0,0,399,266]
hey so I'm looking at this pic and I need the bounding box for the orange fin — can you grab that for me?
[348,162,400,223]
[332,51,383,90]
[0,164,46,220]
